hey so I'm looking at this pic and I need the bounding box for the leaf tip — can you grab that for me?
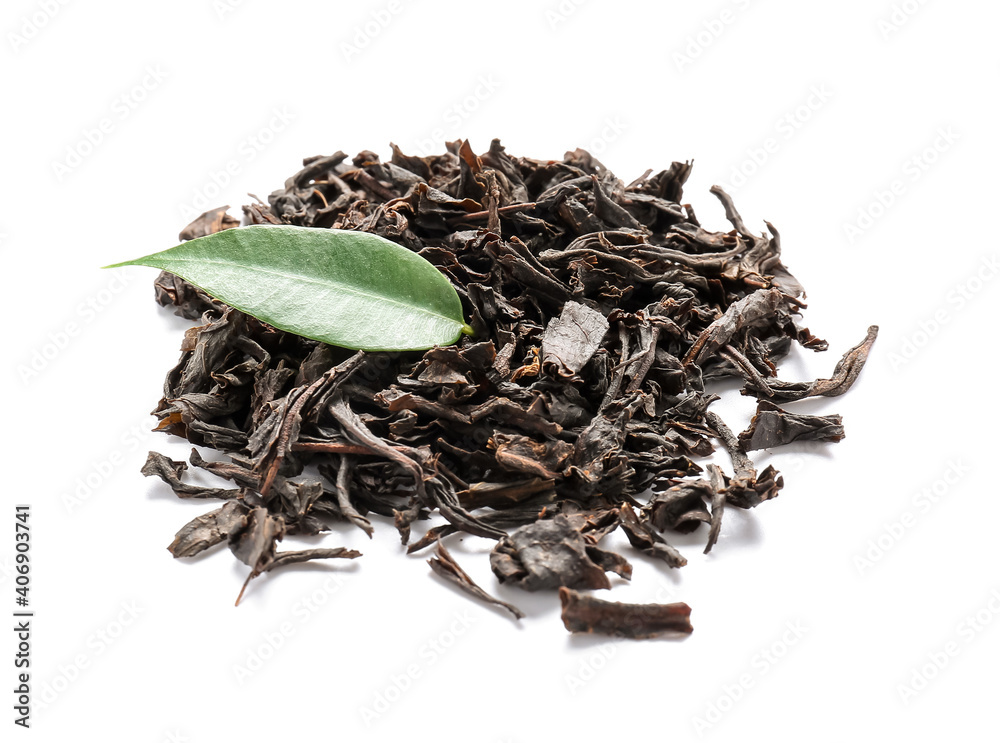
[101,259,141,270]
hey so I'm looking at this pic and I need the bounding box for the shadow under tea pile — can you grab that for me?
[141,140,876,635]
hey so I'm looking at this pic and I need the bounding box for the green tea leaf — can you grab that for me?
[104,225,474,352]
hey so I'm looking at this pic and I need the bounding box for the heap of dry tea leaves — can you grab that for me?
[139,140,875,637]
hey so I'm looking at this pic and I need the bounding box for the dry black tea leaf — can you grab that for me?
[168,501,249,558]
[429,540,524,620]
[703,464,727,555]
[141,451,241,500]
[489,514,631,591]
[619,503,687,568]
[738,400,846,452]
[559,587,693,638]
[741,325,879,401]
[541,300,610,378]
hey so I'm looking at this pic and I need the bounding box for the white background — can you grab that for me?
[4,1,999,740]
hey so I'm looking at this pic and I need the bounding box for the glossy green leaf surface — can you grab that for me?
[104,225,472,351]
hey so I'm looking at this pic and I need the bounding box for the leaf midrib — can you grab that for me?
[152,255,460,328]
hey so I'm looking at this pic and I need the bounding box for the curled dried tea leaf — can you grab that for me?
[743,326,879,401]
[229,507,285,570]
[428,540,524,620]
[647,481,713,533]
[141,451,241,500]
[263,548,361,572]
[619,503,687,568]
[703,464,727,554]
[684,289,786,366]
[559,587,693,638]
[168,501,249,558]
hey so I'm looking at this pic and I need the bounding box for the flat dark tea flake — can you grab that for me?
[738,400,845,452]
[137,139,875,629]
[540,300,610,378]
[489,514,630,592]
